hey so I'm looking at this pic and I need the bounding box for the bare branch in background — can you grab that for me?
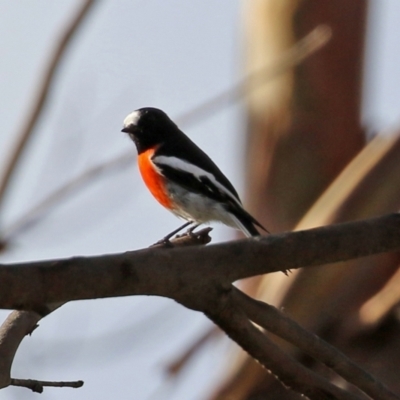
[176,25,331,126]
[167,327,219,376]
[1,153,133,243]
[0,0,97,212]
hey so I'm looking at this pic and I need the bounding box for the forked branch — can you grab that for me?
[0,215,400,397]
[232,288,399,400]
[0,229,211,392]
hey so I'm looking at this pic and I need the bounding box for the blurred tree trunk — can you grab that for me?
[211,1,368,399]
[244,0,366,233]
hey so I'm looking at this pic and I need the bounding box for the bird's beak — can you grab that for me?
[121,127,129,133]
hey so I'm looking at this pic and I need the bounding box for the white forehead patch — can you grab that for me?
[123,110,141,128]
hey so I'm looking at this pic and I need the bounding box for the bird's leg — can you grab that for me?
[155,221,193,245]
[186,223,201,237]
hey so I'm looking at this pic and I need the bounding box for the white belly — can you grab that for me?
[165,181,237,228]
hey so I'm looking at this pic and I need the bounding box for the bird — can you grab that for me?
[121,107,267,239]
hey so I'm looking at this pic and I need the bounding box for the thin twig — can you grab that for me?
[0,0,97,212]
[0,25,331,244]
[151,227,213,248]
[10,378,83,393]
[232,288,400,400]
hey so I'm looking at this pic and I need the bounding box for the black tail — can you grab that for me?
[230,208,268,237]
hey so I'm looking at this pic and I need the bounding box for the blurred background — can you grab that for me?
[0,0,400,399]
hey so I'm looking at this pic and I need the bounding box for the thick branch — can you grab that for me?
[0,230,210,390]
[0,214,399,309]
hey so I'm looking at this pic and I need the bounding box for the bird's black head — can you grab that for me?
[122,107,178,153]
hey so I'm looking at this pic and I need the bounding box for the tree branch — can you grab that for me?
[232,288,399,400]
[0,311,41,388]
[205,290,361,400]
[1,216,399,397]
[0,0,96,211]
[10,378,83,393]
[1,153,133,244]
[0,214,399,310]
[0,229,211,391]
[176,25,331,126]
